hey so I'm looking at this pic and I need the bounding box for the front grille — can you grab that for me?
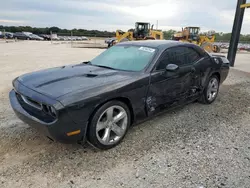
[15,92,56,123]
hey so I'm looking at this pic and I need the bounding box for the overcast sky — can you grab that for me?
[1,0,250,33]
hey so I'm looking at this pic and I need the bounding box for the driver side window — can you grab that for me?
[156,47,186,70]
[155,46,201,71]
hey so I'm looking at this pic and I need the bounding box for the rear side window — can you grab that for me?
[185,48,201,63]
[199,47,210,57]
[156,46,201,70]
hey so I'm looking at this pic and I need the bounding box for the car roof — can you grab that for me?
[116,40,197,50]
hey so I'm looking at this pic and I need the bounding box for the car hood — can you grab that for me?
[16,63,134,99]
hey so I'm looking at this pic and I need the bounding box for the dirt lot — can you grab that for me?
[0,41,250,188]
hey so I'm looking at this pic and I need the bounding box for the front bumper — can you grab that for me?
[220,62,230,84]
[9,89,88,144]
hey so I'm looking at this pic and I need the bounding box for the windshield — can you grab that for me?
[90,45,156,71]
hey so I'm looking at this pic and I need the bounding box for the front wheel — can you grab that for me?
[87,100,131,150]
[199,75,220,104]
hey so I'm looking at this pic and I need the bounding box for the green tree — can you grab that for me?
[3,25,250,41]
[163,29,177,40]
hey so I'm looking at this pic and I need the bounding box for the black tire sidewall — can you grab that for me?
[87,100,131,150]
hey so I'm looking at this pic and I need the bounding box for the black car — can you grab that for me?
[38,34,51,41]
[13,32,32,40]
[105,37,117,47]
[9,40,230,150]
[0,32,13,39]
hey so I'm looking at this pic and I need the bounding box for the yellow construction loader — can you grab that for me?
[172,26,220,53]
[107,22,163,47]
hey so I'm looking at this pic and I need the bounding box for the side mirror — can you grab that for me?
[165,64,179,72]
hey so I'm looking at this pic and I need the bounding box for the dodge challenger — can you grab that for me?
[9,40,230,150]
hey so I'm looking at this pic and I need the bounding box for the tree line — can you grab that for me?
[1,25,250,42]
[0,25,116,37]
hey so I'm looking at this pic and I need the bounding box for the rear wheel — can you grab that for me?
[199,75,220,104]
[87,100,131,150]
[213,44,221,53]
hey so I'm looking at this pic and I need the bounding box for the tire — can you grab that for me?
[213,45,221,53]
[199,75,220,104]
[87,100,131,150]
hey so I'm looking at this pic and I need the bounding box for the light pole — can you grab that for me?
[227,0,250,67]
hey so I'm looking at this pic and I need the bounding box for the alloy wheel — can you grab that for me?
[207,77,219,101]
[96,105,128,145]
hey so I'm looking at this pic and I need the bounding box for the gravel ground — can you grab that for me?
[0,41,250,188]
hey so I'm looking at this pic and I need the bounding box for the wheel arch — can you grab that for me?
[211,72,221,83]
[202,71,221,92]
[198,71,221,104]
[86,97,135,134]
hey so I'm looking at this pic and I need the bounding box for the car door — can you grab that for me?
[183,46,207,94]
[191,48,214,89]
[146,46,201,115]
[16,33,25,40]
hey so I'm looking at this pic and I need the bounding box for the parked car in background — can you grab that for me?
[0,31,13,39]
[9,40,230,150]
[105,37,117,47]
[57,36,65,41]
[76,37,81,40]
[22,32,33,36]
[81,36,89,40]
[29,34,44,40]
[38,34,51,41]
[6,32,14,39]
[13,32,32,40]
[51,34,60,41]
[105,37,116,44]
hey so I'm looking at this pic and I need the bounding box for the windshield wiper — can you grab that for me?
[93,65,116,70]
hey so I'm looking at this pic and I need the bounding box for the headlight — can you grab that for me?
[42,104,57,118]
[49,106,57,117]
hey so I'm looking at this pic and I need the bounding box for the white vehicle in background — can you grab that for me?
[51,34,60,40]
[76,36,82,41]
[81,36,89,40]
[58,36,66,41]
[22,32,33,36]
